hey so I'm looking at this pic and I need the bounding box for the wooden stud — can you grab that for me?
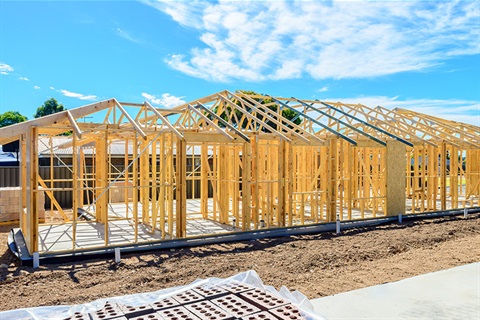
[72,132,78,250]
[159,135,166,238]
[133,134,139,242]
[242,142,252,230]
[151,139,158,232]
[233,145,240,226]
[252,135,259,227]
[167,134,174,237]
[201,143,209,219]
[124,139,129,218]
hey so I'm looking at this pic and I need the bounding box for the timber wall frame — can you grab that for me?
[0,90,478,255]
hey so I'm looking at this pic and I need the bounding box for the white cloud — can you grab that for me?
[324,95,480,126]
[49,87,97,100]
[58,89,97,101]
[145,1,480,82]
[50,86,96,100]
[318,86,329,93]
[19,76,29,81]
[115,27,142,44]
[142,92,186,108]
[0,63,14,75]
[143,0,208,28]
[34,85,40,90]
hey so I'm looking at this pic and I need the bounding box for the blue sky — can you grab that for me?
[0,0,479,125]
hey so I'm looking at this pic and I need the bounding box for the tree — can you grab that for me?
[34,98,65,118]
[213,90,302,132]
[0,111,27,128]
[0,111,27,161]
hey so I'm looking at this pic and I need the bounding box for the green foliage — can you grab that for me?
[0,111,27,128]
[33,98,71,135]
[34,98,65,118]
[213,90,302,132]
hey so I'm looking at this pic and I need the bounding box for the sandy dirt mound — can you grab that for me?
[0,215,479,311]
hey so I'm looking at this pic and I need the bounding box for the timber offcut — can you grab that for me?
[0,90,478,259]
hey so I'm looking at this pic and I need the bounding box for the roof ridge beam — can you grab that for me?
[173,90,228,111]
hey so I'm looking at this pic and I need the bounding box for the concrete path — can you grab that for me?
[310,262,480,319]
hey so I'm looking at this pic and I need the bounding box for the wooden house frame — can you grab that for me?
[0,90,478,255]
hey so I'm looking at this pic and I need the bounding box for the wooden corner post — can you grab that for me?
[25,127,39,254]
[19,134,27,233]
[176,138,187,238]
[386,140,406,216]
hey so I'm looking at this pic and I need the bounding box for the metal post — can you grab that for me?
[259,220,266,228]
[33,252,40,268]
[114,248,121,263]
[336,214,341,234]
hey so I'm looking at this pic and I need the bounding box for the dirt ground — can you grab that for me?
[0,214,479,312]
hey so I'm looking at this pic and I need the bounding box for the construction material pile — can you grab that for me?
[0,271,325,320]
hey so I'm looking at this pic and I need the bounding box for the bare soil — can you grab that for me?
[0,215,479,312]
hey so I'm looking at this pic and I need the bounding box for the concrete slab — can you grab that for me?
[310,262,480,319]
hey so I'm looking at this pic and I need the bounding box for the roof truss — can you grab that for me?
[0,91,477,150]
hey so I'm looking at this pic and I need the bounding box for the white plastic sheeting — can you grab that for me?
[0,270,327,320]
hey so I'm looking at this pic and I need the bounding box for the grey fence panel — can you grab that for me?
[0,165,214,210]
[0,167,20,187]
